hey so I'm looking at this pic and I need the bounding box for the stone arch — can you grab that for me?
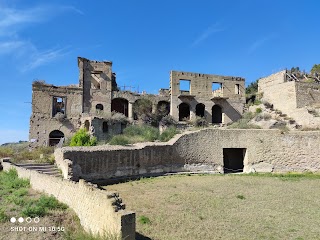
[157,101,170,116]
[96,104,104,111]
[133,98,153,120]
[179,102,190,121]
[49,130,64,146]
[212,105,222,124]
[111,98,129,117]
[196,103,205,117]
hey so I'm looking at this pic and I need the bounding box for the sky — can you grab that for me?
[1,0,320,144]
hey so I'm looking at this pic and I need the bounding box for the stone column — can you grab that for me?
[152,103,157,113]
[128,102,133,120]
[190,103,196,120]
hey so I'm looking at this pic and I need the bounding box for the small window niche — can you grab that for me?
[52,96,66,117]
[180,79,191,94]
[235,84,240,94]
[212,82,223,97]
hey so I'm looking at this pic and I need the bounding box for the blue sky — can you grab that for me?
[1,0,320,144]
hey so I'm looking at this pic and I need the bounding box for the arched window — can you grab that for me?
[96,104,104,111]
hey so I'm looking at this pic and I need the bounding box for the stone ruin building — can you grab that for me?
[258,69,320,128]
[29,57,246,147]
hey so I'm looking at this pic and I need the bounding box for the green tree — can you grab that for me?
[245,79,259,95]
[133,98,153,120]
[311,64,320,75]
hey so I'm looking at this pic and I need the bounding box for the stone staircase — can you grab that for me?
[15,163,61,177]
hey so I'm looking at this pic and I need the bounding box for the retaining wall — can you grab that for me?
[0,160,135,240]
[55,129,320,181]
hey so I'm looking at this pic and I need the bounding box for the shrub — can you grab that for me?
[160,127,179,142]
[138,215,151,225]
[123,125,159,141]
[255,108,262,114]
[70,129,97,146]
[109,135,130,145]
[159,115,177,127]
[0,147,14,158]
[191,117,208,127]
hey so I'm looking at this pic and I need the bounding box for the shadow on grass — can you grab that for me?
[136,232,152,240]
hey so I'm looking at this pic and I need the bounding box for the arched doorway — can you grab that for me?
[133,98,153,120]
[111,98,129,117]
[157,101,170,116]
[196,103,205,117]
[49,130,64,146]
[179,102,190,121]
[212,105,222,124]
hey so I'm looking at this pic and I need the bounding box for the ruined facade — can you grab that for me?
[258,70,320,128]
[30,57,245,146]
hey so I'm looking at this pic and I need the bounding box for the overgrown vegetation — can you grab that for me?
[0,143,54,163]
[70,128,97,146]
[109,125,179,145]
[228,112,261,129]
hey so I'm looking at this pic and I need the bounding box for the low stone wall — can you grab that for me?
[55,129,320,181]
[0,160,135,240]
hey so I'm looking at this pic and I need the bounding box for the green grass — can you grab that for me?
[106,174,320,240]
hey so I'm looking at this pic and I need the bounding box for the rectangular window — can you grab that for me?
[179,79,191,94]
[212,82,222,97]
[52,96,66,117]
[235,84,240,94]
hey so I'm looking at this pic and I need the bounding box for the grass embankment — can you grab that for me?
[105,173,320,240]
[0,142,54,163]
[0,169,119,240]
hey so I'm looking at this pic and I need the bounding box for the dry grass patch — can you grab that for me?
[105,174,320,240]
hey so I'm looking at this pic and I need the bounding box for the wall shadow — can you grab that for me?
[136,232,152,240]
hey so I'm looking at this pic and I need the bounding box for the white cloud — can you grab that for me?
[191,23,224,47]
[248,35,276,54]
[0,4,82,70]
[0,129,29,145]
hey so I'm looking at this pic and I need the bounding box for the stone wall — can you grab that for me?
[0,160,135,240]
[296,82,320,108]
[170,70,245,123]
[30,83,83,146]
[55,129,320,181]
[258,70,286,92]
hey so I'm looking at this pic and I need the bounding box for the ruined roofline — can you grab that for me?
[32,81,80,90]
[170,70,245,81]
[77,56,112,65]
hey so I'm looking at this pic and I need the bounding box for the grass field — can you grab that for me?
[0,169,119,240]
[105,174,320,240]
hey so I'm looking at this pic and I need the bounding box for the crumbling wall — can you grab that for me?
[29,83,83,146]
[55,129,320,181]
[0,160,135,239]
[296,82,320,108]
[170,71,245,123]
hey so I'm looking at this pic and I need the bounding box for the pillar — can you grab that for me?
[128,102,133,120]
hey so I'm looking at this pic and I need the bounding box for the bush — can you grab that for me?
[255,113,271,121]
[70,129,97,146]
[191,117,208,127]
[109,135,130,145]
[255,108,262,114]
[160,127,179,142]
[138,215,151,225]
[159,115,177,127]
[123,125,159,141]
